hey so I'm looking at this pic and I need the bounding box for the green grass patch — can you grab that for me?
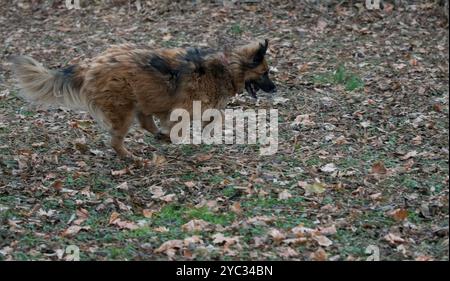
[229,23,243,35]
[313,64,364,91]
[152,204,235,227]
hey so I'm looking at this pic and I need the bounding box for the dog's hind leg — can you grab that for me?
[100,104,136,159]
[137,111,158,135]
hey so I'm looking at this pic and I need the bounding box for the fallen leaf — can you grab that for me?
[411,135,423,145]
[388,209,409,221]
[282,237,308,246]
[291,114,315,127]
[291,225,315,237]
[160,193,176,202]
[384,233,405,244]
[310,247,328,261]
[152,153,166,165]
[371,161,387,175]
[181,219,210,232]
[154,226,169,233]
[162,33,172,41]
[51,180,63,191]
[61,225,90,237]
[312,234,333,247]
[319,225,337,236]
[109,211,120,224]
[268,228,286,243]
[61,225,81,237]
[320,163,337,173]
[370,192,383,200]
[212,233,239,246]
[111,168,129,176]
[149,185,165,199]
[277,246,299,258]
[278,190,292,200]
[230,202,242,214]
[184,181,196,188]
[400,151,418,160]
[247,216,276,225]
[155,239,183,254]
[415,255,434,261]
[115,182,129,190]
[273,97,290,105]
[196,154,213,162]
[184,235,204,246]
[31,142,45,148]
[142,209,154,218]
[109,211,138,230]
[301,182,326,195]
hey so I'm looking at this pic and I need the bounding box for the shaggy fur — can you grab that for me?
[11,40,276,159]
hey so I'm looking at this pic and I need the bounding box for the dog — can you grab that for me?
[11,39,276,159]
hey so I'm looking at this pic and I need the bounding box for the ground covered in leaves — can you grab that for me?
[0,1,448,261]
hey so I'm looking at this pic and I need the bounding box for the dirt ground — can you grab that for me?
[0,0,448,260]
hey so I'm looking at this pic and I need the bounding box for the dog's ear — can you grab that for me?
[252,39,269,65]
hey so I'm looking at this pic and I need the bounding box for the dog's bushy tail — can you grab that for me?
[11,56,87,110]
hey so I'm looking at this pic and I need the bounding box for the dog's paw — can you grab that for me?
[155,132,172,143]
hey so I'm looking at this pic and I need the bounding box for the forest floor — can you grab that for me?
[0,1,448,261]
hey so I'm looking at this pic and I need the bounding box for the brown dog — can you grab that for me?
[11,40,276,159]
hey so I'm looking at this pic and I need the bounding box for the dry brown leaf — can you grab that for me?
[277,246,299,258]
[149,185,165,199]
[384,233,405,245]
[212,233,239,246]
[278,190,292,200]
[155,239,183,254]
[319,225,337,236]
[184,181,196,188]
[109,211,138,230]
[184,235,204,246]
[230,202,242,214]
[282,237,308,246]
[160,194,176,202]
[115,182,129,190]
[301,182,326,195]
[181,219,210,232]
[370,192,383,200]
[61,225,82,237]
[154,226,169,233]
[320,163,337,173]
[247,216,276,225]
[268,228,286,243]
[109,211,120,224]
[152,153,167,165]
[388,208,409,221]
[142,209,155,218]
[196,154,213,162]
[411,135,423,145]
[61,225,90,237]
[51,180,63,191]
[371,161,387,174]
[111,167,129,176]
[310,247,328,261]
[312,234,333,247]
[400,150,418,160]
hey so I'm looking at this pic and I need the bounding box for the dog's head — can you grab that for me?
[239,39,276,98]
